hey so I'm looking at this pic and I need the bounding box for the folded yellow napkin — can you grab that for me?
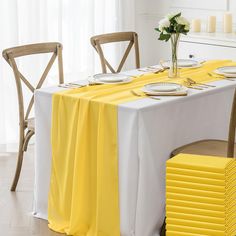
[166,154,235,173]
[166,154,236,235]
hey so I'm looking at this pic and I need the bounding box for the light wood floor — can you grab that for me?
[0,145,62,236]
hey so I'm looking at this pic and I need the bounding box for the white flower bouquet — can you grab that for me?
[155,12,190,42]
[155,12,190,78]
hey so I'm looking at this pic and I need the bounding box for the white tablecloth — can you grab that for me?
[33,70,236,236]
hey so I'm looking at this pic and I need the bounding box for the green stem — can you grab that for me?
[170,33,180,77]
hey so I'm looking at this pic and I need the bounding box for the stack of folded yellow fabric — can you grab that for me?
[166,154,236,236]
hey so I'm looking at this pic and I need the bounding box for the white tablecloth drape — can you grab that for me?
[33,71,236,236]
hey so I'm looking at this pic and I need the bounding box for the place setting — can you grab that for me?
[137,65,168,74]
[131,82,189,101]
[161,58,203,69]
[87,73,132,84]
[59,73,133,88]
[130,69,218,100]
[142,82,188,95]
[212,66,236,81]
[136,59,202,77]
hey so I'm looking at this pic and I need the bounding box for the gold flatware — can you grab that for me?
[154,68,168,74]
[130,90,161,100]
[138,62,168,75]
[159,59,169,69]
[207,72,235,81]
[186,86,203,90]
[207,72,223,78]
[147,66,168,74]
[130,90,143,96]
[58,84,87,89]
[88,81,98,86]
[183,81,204,90]
[138,68,164,74]
[186,79,208,89]
[186,78,216,88]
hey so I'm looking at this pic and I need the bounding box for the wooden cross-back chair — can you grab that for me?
[91,31,140,73]
[2,42,64,191]
[160,89,236,235]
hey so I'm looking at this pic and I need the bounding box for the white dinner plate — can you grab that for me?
[214,66,236,78]
[144,82,182,92]
[89,73,132,84]
[162,59,201,68]
[94,73,129,82]
[217,66,236,74]
[142,82,187,95]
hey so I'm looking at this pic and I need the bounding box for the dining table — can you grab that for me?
[33,60,236,236]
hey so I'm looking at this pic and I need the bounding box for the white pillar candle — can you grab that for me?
[207,16,216,33]
[223,12,232,33]
[192,19,201,32]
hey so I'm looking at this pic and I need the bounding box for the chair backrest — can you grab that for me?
[227,89,236,157]
[91,31,140,73]
[2,42,64,125]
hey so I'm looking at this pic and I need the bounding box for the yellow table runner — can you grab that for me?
[48,60,236,236]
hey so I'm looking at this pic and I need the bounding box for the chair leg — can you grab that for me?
[11,135,25,191]
[160,217,166,236]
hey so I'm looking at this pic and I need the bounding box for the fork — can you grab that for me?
[186,78,216,88]
[146,66,166,74]
[183,81,204,90]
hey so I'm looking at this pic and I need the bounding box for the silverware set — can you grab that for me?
[137,68,166,74]
[184,72,236,91]
[137,61,169,75]
[58,83,85,89]
[184,78,216,90]
[58,81,97,88]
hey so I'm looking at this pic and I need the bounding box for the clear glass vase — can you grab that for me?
[168,33,180,78]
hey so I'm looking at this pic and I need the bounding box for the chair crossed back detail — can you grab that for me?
[91,32,140,73]
[2,42,64,123]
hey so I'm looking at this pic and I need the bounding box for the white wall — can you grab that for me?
[135,0,171,67]
[136,0,236,66]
